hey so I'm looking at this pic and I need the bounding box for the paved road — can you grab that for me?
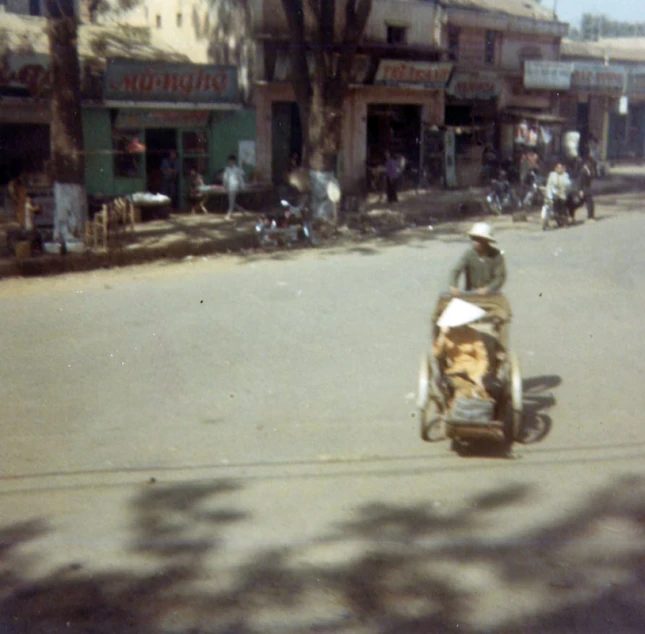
[1,198,645,633]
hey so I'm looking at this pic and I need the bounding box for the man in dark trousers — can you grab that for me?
[385,150,399,203]
[578,157,595,222]
[449,222,506,295]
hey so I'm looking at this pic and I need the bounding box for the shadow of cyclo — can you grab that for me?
[518,375,560,445]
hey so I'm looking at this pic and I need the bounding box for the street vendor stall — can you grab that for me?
[500,109,567,180]
[197,182,274,212]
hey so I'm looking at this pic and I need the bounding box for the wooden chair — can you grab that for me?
[112,197,136,232]
[86,197,137,250]
[92,203,110,250]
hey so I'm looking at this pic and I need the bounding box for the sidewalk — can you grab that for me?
[1,164,643,280]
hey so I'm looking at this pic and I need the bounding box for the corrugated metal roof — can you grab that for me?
[0,12,188,64]
[442,0,558,22]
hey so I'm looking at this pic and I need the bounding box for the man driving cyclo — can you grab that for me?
[432,223,508,426]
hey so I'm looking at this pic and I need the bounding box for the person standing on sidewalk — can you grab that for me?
[385,150,399,203]
[449,222,506,295]
[160,150,179,208]
[578,157,595,222]
[223,154,246,218]
[188,169,208,214]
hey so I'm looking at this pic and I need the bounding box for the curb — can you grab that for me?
[0,232,257,280]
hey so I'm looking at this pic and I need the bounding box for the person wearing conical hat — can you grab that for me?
[449,222,506,295]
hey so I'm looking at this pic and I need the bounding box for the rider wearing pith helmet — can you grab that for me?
[449,222,506,295]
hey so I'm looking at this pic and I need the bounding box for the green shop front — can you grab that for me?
[83,59,256,210]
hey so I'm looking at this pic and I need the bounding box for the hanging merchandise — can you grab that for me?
[540,126,552,146]
[514,121,529,144]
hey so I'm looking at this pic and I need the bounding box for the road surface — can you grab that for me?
[1,198,644,633]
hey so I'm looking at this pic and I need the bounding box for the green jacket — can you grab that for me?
[450,245,506,291]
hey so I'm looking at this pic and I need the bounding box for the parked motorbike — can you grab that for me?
[485,172,522,215]
[521,169,545,209]
[540,191,570,230]
[255,199,315,248]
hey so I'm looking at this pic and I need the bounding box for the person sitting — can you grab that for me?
[544,161,575,226]
[433,324,492,404]
[188,169,208,214]
[7,174,27,227]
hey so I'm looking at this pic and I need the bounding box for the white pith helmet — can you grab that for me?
[468,222,496,242]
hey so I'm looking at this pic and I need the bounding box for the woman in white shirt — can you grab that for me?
[223,154,246,218]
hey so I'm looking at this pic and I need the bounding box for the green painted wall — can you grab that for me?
[210,109,256,180]
[82,109,114,196]
[82,108,256,199]
[82,109,146,197]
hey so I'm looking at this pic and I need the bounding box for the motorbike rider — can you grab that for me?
[543,161,573,229]
[449,222,506,296]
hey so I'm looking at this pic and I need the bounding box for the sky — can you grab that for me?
[550,0,644,28]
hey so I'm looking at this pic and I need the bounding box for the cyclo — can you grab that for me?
[417,292,523,453]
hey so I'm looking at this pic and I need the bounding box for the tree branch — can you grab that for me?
[281,0,312,124]
[337,0,371,94]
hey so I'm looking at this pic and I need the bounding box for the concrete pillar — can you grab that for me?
[255,85,272,182]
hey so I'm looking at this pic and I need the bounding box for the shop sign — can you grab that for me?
[115,109,211,129]
[627,68,645,96]
[571,63,627,93]
[0,54,52,97]
[374,60,453,89]
[523,61,573,90]
[446,71,501,100]
[105,59,239,103]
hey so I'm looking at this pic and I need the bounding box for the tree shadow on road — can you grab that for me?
[2,473,645,633]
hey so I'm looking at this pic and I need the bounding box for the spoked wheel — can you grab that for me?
[418,353,444,442]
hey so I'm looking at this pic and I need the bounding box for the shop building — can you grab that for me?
[441,0,568,186]
[84,58,253,208]
[253,0,446,193]
[0,10,254,220]
[560,38,645,162]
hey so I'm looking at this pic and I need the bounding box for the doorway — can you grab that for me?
[145,128,177,198]
[366,104,421,188]
[271,102,302,184]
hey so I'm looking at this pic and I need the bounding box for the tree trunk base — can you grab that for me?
[53,183,87,243]
[309,170,340,225]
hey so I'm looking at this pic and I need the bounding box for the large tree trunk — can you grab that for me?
[46,10,87,244]
[281,0,371,224]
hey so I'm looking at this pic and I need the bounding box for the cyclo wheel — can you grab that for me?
[418,352,442,441]
[510,352,523,441]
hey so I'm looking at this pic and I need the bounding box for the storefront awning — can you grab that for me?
[502,108,567,124]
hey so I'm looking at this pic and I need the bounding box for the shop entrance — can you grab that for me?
[271,102,302,184]
[145,128,177,200]
[366,104,421,187]
[445,101,497,187]
[0,124,50,185]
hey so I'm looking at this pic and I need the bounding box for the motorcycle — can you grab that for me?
[485,172,522,215]
[540,191,571,230]
[255,199,315,248]
[521,169,545,209]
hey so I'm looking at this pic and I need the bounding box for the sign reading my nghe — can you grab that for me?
[104,59,239,103]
